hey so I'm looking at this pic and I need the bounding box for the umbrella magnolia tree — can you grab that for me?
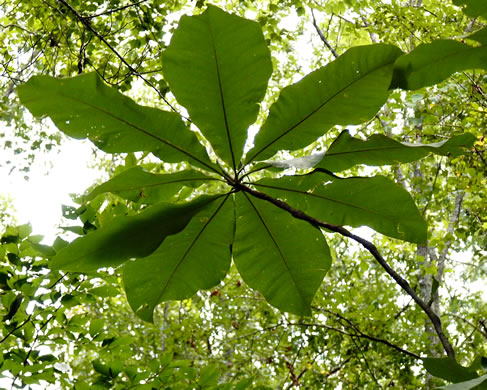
[2,0,486,388]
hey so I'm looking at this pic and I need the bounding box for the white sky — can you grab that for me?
[1,136,102,243]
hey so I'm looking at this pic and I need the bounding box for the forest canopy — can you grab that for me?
[1,0,486,389]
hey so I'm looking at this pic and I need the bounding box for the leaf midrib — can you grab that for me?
[207,14,237,173]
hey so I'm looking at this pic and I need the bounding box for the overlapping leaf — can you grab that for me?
[423,358,479,383]
[316,130,476,172]
[17,73,215,171]
[87,166,221,204]
[440,375,487,390]
[266,131,475,171]
[468,27,487,44]
[453,0,487,18]
[123,195,234,322]
[51,195,220,273]
[233,192,332,316]
[254,171,427,243]
[163,5,272,169]
[390,40,487,90]
[245,44,403,163]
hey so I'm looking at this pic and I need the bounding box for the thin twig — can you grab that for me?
[236,182,456,359]
[56,0,181,115]
[311,9,339,58]
[84,0,148,19]
[0,315,32,344]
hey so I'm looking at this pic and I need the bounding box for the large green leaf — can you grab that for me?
[163,5,272,169]
[453,0,487,18]
[87,167,222,204]
[123,195,234,322]
[254,171,427,243]
[440,375,487,390]
[390,40,487,90]
[51,195,220,272]
[17,73,216,171]
[245,44,403,164]
[233,192,332,316]
[423,358,478,383]
[316,130,476,172]
[468,27,487,44]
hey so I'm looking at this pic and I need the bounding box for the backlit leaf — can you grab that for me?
[233,192,332,316]
[51,195,220,273]
[123,195,234,322]
[87,166,221,204]
[423,357,478,383]
[317,130,475,172]
[453,0,487,18]
[254,171,427,243]
[245,44,403,163]
[163,5,272,169]
[390,40,487,90]
[17,73,216,171]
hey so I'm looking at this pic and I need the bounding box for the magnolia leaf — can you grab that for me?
[467,27,487,44]
[233,192,332,316]
[17,73,215,171]
[390,40,487,90]
[254,171,427,243]
[439,375,487,390]
[453,0,487,18]
[317,130,475,172]
[265,153,325,170]
[87,166,221,204]
[423,357,478,383]
[123,195,234,322]
[163,5,272,169]
[51,195,220,272]
[246,44,403,163]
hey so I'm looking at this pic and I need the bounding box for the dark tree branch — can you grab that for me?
[56,0,181,115]
[299,321,421,360]
[311,9,339,59]
[236,182,456,359]
[448,313,487,340]
[0,315,32,344]
[84,0,148,19]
